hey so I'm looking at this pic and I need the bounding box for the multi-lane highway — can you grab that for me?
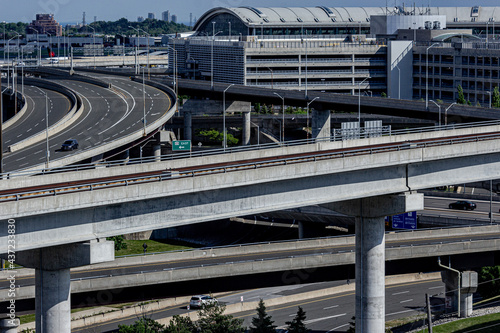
[69,278,444,332]
[2,73,173,172]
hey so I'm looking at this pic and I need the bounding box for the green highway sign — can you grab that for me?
[172,140,191,152]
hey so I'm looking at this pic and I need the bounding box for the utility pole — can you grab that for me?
[426,293,433,333]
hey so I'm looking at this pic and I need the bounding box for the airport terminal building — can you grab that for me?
[169,6,500,104]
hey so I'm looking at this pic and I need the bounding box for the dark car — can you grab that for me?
[448,200,476,210]
[61,139,79,151]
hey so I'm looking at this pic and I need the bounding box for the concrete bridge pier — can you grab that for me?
[15,239,114,333]
[327,192,423,333]
[242,110,251,146]
[183,110,192,141]
[153,144,161,161]
[0,318,19,333]
[312,109,331,140]
[441,270,477,317]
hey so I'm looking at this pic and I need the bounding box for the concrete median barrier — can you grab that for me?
[7,78,83,153]
[3,90,28,130]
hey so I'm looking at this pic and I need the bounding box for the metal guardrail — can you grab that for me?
[2,119,500,180]
[2,123,500,202]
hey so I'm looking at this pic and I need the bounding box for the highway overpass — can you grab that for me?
[3,122,500,332]
[1,225,498,302]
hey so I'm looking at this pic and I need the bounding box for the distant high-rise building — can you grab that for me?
[171,15,177,23]
[137,16,144,22]
[189,13,193,27]
[162,10,170,22]
[148,12,155,20]
[26,13,63,36]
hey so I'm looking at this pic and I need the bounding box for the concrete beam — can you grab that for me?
[15,240,115,270]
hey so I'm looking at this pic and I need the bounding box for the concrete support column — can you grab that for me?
[355,215,385,333]
[36,268,71,333]
[298,221,305,239]
[153,144,161,162]
[0,318,20,333]
[326,192,423,333]
[312,109,331,140]
[183,111,192,141]
[16,240,115,333]
[242,111,251,146]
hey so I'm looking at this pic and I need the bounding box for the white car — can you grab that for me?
[189,295,217,308]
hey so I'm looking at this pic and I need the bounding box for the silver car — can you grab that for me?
[189,295,217,308]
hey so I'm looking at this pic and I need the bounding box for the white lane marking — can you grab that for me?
[327,323,349,332]
[97,86,134,134]
[323,305,339,310]
[400,299,413,303]
[429,286,443,289]
[392,291,410,296]
[386,309,416,317]
[304,313,346,325]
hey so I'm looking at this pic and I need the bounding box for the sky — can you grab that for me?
[1,0,499,25]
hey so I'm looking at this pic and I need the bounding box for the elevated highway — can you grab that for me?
[2,73,176,173]
[1,225,499,302]
[4,122,500,332]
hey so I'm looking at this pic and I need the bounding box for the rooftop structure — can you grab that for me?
[26,14,63,36]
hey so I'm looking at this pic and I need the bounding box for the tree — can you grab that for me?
[250,299,276,333]
[457,85,466,104]
[165,315,197,333]
[478,266,500,299]
[285,306,309,333]
[492,87,500,108]
[107,235,128,251]
[118,317,165,333]
[381,92,387,98]
[197,301,245,333]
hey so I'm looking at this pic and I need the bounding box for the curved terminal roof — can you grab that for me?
[432,33,481,42]
[194,6,500,30]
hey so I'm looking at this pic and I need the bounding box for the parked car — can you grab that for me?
[448,200,476,210]
[189,295,217,308]
[61,139,79,151]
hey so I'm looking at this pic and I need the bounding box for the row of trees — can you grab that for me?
[457,85,500,107]
[118,299,310,333]
[1,18,190,40]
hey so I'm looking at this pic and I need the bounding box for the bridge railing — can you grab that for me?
[2,119,500,180]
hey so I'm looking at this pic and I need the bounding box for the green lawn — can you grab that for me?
[115,239,193,257]
[417,313,500,333]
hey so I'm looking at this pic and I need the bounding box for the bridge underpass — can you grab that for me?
[3,124,500,332]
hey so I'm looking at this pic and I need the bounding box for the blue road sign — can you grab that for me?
[391,211,417,230]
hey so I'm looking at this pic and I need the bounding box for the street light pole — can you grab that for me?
[0,87,8,176]
[444,102,457,126]
[306,97,319,140]
[223,83,235,150]
[142,68,147,136]
[429,99,441,126]
[266,67,273,89]
[273,92,285,143]
[32,86,50,169]
[358,76,370,126]
[29,27,40,66]
[396,65,401,99]
[87,25,96,69]
[426,42,439,109]
[138,28,150,79]
[211,22,215,90]
[166,45,178,112]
